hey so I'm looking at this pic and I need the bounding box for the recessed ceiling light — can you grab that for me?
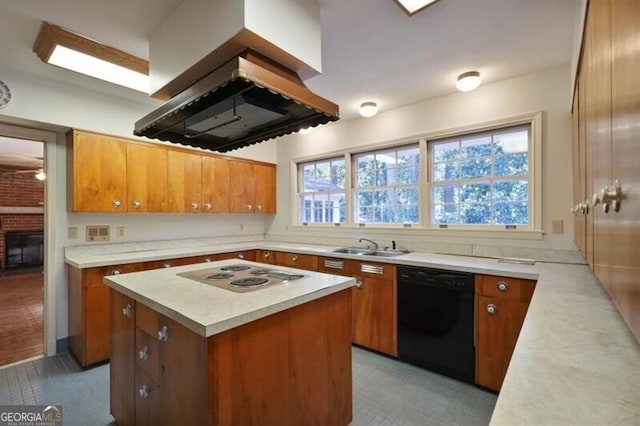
[32,22,150,93]
[359,102,378,118]
[456,71,481,92]
[394,0,440,15]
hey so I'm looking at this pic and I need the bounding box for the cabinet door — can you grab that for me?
[476,295,529,391]
[110,290,135,426]
[127,143,168,212]
[230,161,256,213]
[255,163,276,213]
[134,369,162,426]
[167,150,202,212]
[202,155,231,213]
[274,252,318,270]
[572,84,587,256]
[611,0,640,341]
[69,130,127,212]
[256,250,277,264]
[352,275,396,356]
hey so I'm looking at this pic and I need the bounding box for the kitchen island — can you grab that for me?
[104,259,355,425]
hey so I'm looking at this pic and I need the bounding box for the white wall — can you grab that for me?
[0,66,276,341]
[269,64,580,262]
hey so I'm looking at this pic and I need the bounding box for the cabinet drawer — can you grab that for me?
[317,257,357,276]
[85,263,143,287]
[357,262,395,280]
[135,328,161,383]
[274,252,318,270]
[256,249,277,264]
[136,303,169,342]
[476,275,535,302]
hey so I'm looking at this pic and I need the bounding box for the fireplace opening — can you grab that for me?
[4,230,44,269]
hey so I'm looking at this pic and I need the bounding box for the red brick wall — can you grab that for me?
[0,166,45,269]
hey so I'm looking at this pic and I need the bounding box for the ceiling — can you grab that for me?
[0,0,578,143]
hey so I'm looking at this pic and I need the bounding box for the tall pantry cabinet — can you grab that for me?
[572,0,640,342]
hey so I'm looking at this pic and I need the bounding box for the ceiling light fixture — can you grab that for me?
[359,102,378,118]
[32,22,150,93]
[394,0,441,16]
[455,71,481,92]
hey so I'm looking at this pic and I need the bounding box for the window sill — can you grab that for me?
[289,224,545,240]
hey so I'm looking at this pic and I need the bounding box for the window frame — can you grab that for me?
[352,143,421,227]
[426,123,534,230]
[290,111,542,235]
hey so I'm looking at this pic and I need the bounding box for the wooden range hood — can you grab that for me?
[134,50,339,152]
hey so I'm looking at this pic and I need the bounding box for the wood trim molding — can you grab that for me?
[32,22,148,75]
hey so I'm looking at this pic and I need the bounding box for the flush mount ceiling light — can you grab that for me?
[359,102,378,118]
[455,71,481,92]
[394,0,441,16]
[32,22,149,93]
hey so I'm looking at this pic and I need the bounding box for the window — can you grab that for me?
[429,125,530,226]
[298,157,346,224]
[353,144,420,224]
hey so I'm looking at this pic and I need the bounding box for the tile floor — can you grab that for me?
[0,268,44,366]
[0,347,496,425]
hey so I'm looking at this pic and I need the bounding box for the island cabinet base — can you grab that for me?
[110,288,353,426]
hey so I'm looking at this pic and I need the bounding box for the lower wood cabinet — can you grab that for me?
[110,288,352,425]
[68,263,143,367]
[318,257,397,357]
[274,251,318,271]
[475,274,536,391]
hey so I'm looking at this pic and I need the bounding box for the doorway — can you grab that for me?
[0,124,56,367]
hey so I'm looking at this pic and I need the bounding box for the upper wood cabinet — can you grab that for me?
[230,161,277,213]
[68,129,128,212]
[67,129,276,214]
[127,142,168,212]
[202,155,231,213]
[167,150,202,213]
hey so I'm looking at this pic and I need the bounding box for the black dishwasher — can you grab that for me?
[397,265,475,383]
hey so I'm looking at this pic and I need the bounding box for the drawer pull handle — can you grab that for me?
[163,263,171,268]
[264,252,271,259]
[111,269,121,275]
[204,257,212,263]
[132,200,141,209]
[158,325,169,341]
[487,304,497,315]
[112,199,122,208]
[292,255,298,262]
[138,384,150,399]
[237,253,244,259]
[139,346,149,361]
[204,202,212,210]
[122,304,133,318]
[355,280,364,289]
[497,281,509,292]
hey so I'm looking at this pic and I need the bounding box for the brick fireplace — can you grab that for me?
[0,166,44,270]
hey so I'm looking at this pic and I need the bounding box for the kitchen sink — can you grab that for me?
[361,250,409,257]
[331,248,409,257]
[331,247,371,255]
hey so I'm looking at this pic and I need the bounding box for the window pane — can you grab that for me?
[461,203,491,224]
[398,147,419,167]
[330,159,346,189]
[397,205,419,223]
[494,153,528,177]
[493,180,528,202]
[356,190,373,207]
[433,162,459,181]
[374,189,392,206]
[495,201,528,224]
[433,141,459,162]
[460,183,491,203]
[494,130,528,154]
[461,158,491,178]
[396,187,418,205]
[299,195,313,222]
[461,135,492,158]
[433,204,458,223]
[397,166,418,184]
[432,185,459,204]
[376,166,392,186]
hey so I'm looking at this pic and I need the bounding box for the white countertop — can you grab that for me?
[69,240,640,424]
[103,258,355,338]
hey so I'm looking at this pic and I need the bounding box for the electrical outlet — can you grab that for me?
[117,226,125,238]
[86,226,110,242]
[68,227,78,240]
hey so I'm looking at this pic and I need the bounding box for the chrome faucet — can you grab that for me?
[358,238,379,250]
